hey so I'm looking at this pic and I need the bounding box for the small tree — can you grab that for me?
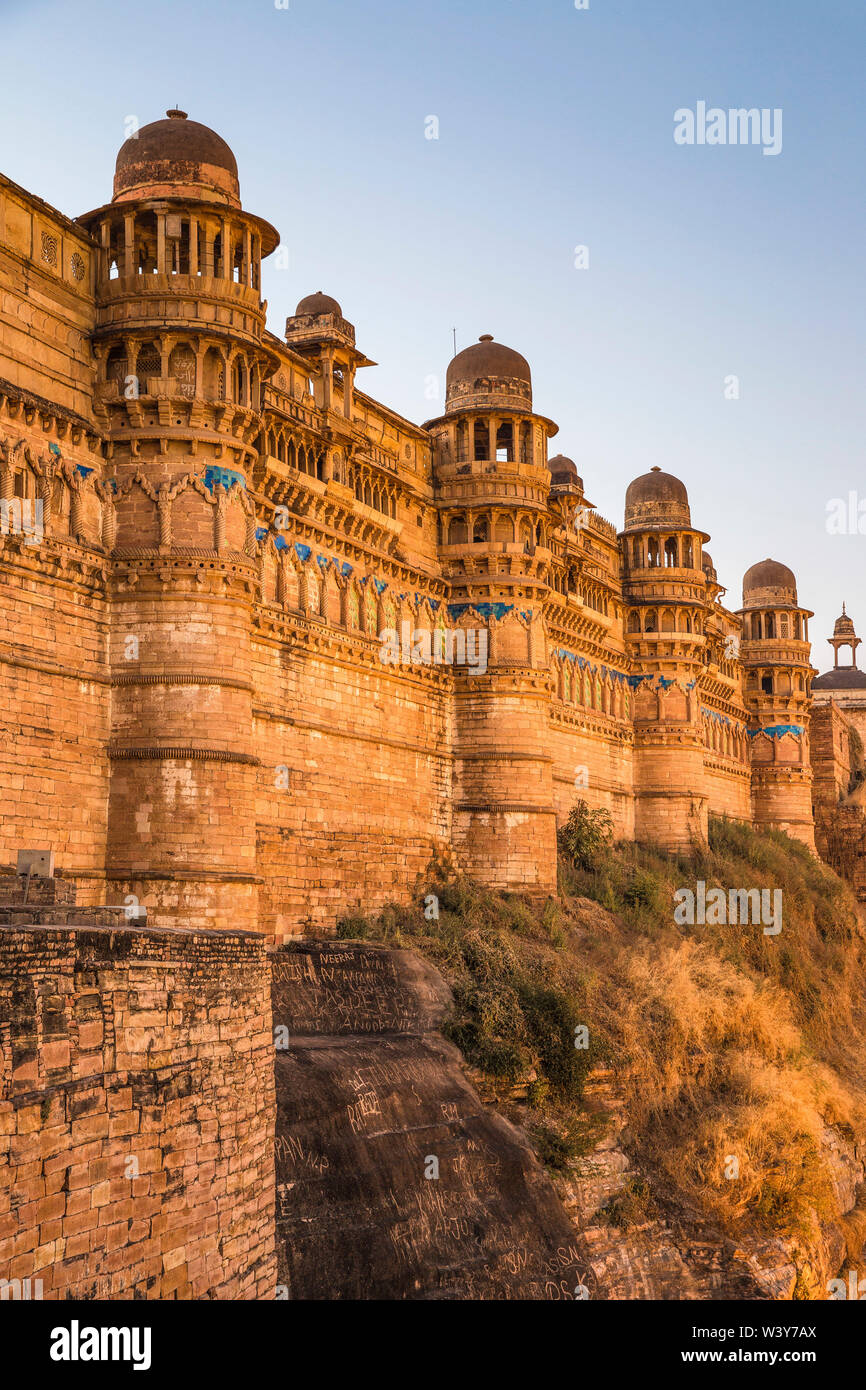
[558,800,614,871]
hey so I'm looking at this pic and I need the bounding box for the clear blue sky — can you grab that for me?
[2,0,864,663]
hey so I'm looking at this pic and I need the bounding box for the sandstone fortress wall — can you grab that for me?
[0,903,275,1299]
[0,111,822,939]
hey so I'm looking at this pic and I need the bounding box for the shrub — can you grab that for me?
[335,913,371,939]
[558,801,614,871]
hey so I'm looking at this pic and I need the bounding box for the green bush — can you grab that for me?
[335,913,371,939]
[558,801,614,871]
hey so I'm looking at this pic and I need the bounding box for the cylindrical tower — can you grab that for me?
[424,336,559,891]
[737,559,816,848]
[78,111,281,929]
[620,468,711,850]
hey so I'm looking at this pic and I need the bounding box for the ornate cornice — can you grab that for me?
[107,745,259,764]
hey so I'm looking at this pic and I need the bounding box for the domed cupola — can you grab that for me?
[623,467,691,531]
[113,109,241,208]
[294,291,343,318]
[284,292,373,411]
[834,603,856,638]
[548,454,583,491]
[445,335,532,413]
[814,603,863,683]
[742,558,798,609]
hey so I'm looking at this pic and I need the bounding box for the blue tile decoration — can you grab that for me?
[203,466,246,491]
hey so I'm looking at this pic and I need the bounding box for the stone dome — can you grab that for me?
[295,291,342,318]
[702,551,716,575]
[834,605,856,636]
[813,667,866,691]
[742,558,798,607]
[623,467,690,531]
[445,335,532,414]
[548,454,582,488]
[113,110,240,208]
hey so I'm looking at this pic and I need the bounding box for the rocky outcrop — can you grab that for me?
[270,937,858,1301]
[271,941,586,1299]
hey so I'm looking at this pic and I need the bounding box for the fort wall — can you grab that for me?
[252,629,454,936]
[0,921,275,1299]
[0,553,110,884]
[0,122,823,937]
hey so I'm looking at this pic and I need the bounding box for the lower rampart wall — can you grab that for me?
[0,922,275,1299]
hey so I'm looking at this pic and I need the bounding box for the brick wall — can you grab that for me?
[252,635,454,936]
[0,558,110,884]
[811,703,854,805]
[0,922,275,1299]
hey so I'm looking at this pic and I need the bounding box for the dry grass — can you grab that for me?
[339,815,866,1253]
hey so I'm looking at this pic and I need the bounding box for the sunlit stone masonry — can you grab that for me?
[0,109,820,937]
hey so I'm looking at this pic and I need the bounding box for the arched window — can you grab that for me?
[473,517,488,543]
[106,346,128,396]
[135,341,160,391]
[449,514,468,545]
[474,421,487,461]
[627,610,641,633]
[683,537,694,568]
[495,421,514,463]
[664,537,678,567]
[203,347,224,401]
[232,359,247,406]
[169,344,195,399]
[765,613,775,638]
[648,537,660,567]
[645,609,658,633]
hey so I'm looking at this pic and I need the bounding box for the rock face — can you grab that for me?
[271,941,585,1299]
[553,1072,774,1301]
